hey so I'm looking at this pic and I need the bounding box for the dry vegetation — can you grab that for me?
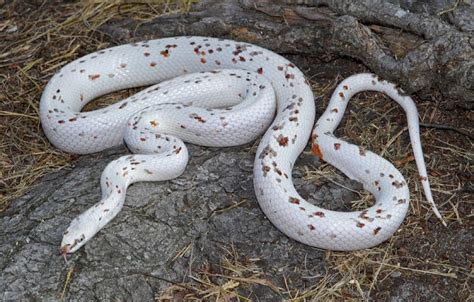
[1,1,472,301]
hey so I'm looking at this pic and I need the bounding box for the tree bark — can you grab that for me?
[98,0,473,108]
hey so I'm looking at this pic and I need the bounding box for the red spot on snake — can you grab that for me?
[343,85,349,90]
[359,210,370,220]
[357,222,365,228]
[239,56,246,62]
[374,227,382,235]
[314,211,325,218]
[194,115,206,123]
[308,224,315,230]
[331,108,339,113]
[88,74,100,80]
[376,208,382,214]
[299,207,306,211]
[289,197,300,205]
[150,120,158,127]
[262,165,271,176]
[69,118,77,122]
[338,92,344,99]
[334,143,341,150]
[150,62,157,67]
[392,180,405,188]
[257,67,263,74]
[144,52,150,57]
[277,135,289,146]
[58,120,65,124]
[160,50,169,57]
[200,58,207,64]
[274,167,283,176]
[312,143,323,159]
[140,137,146,142]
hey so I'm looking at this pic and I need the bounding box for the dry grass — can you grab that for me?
[157,244,282,301]
[1,1,472,301]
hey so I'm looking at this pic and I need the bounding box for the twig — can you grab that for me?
[420,123,473,140]
[59,265,75,299]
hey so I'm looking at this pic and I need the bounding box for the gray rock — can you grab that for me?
[0,143,354,300]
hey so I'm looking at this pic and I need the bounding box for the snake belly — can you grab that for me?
[39,36,440,254]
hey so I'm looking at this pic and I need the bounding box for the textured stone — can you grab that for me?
[0,143,343,300]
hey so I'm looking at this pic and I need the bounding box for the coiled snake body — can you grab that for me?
[39,37,443,255]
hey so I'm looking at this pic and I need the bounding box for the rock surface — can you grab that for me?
[0,143,335,300]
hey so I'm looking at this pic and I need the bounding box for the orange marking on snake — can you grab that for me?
[88,74,100,80]
[312,143,323,159]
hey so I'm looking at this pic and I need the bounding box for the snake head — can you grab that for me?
[60,217,92,255]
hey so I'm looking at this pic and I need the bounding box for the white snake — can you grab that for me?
[39,36,444,255]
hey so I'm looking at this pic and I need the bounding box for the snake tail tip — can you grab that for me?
[441,219,448,227]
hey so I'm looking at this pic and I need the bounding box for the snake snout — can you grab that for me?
[61,225,88,254]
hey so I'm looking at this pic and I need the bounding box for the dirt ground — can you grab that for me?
[0,1,472,301]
